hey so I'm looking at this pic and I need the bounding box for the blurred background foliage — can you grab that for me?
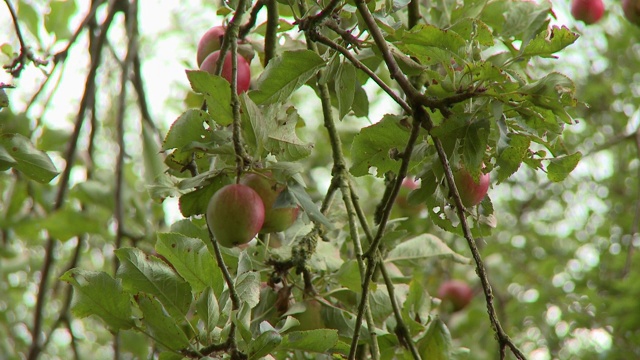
[0,0,639,359]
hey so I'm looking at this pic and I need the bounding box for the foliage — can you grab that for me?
[1,0,640,359]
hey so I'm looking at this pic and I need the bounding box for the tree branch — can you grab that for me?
[3,0,48,77]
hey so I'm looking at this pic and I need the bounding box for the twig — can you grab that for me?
[408,0,421,29]
[239,0,264,39]
[297,0,342,31]
[26,2,119,359]
[3,0,48,77]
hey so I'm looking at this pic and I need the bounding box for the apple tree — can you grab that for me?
[2,0,639,359]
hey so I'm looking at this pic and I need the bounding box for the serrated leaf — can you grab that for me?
[288,182,333,229]
[462,118,490,172]
[250,50,325,105]
[496,133,530,183]
[279,330,339,353]
[136,295,191,351]
[336,62,356,120]
[401,24,466,53]
[115,248,193,319]
[156,233,224,294]
[249,331,282,360]
[547,152,581,182]
[186,70,233,126]
[60,269,134,332]
[197,287,220,336]
[235,272,261,308]
[350,115,414,177]
[520,26,579,58]
[386,234,471,266]
[0,133,58,183]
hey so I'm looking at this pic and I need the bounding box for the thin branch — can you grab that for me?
[3,0,48,77]
[408,0,421,29]
[239,0,264,39]
[297,0,342,31]
[27,2,119,358]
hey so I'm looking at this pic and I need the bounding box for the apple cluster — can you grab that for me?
[196,25,251,93]
[206,173,300,247]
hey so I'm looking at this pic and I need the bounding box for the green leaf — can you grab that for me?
[0,133,58,183]
[17,1,40,39]
[44,0,77,40]
[249,331,282,360]
[186,70,233,126]
[136,295,191,351]
[142,122,165,185]
[250,50,325,105]
[288,182,333,229]
[386,234,471,266]
[418,318,452,359]
[520,26,579,58]
[547,152,581,182]
[279,329,339,353]
[462,118,490,172]
[178,174,230,217]
[263,106,314,161]
[60,269,135,332]
[196,287,220,336]
[496,132,530,183]
[401,24,466,53]
[235,271,260,308]
[336,62,356,120]
[162,109,211,167]
[14,208,105,241]
[240,93,269,158]
[350,115,413,177]
[115,248,193,319]
[404,273,431,322]
[336,260,362,292]
[155,233,224,294]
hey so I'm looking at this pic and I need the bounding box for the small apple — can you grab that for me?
[240,173,300,234]
[623,0,640,26]
[570,0,604,24]
[200,50,251,94]
[196,26,226,67]
[206,184,265,247]
[438,280,473,312]
[452,166,489,207]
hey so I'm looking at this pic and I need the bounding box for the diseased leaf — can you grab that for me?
[520,26,579,58]
[60,269,134,332]
[162,110,212,168]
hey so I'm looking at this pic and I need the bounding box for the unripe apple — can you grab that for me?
[200,50,251,94]
[197,26,226,67]
[570,0,604,24]
[438,280,473,312]
[294,300,325,331]
[452,166,489,207]
[206,184,265,247]
[623,0,640,26]
[240,173,300,234]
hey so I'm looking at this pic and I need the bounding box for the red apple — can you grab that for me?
[570,0,604,25]
[200,50,251,94]
[438,280,473,312]
[452,166,489,207]
[206,184,265,247]
[395,177,423,214]
[197,26,226,67]
[623,0,640,26]
[240,173,300,233]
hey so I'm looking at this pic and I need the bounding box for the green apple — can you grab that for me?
[240,173,300,234]
[206,184,265,247]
